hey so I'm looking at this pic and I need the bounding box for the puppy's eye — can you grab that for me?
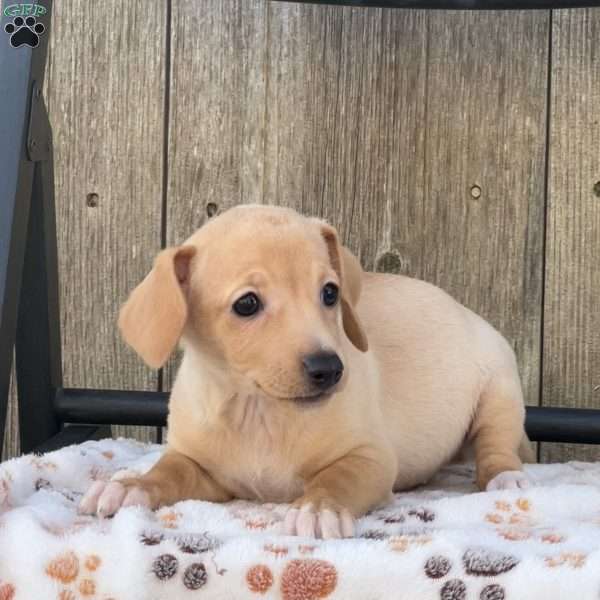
[321,283,339,307]
[233,292,261,317]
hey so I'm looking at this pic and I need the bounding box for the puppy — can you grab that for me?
[80,205,532,539]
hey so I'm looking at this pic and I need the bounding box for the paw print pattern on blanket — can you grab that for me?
[46,551,106,599]
[152,553,210,590]
[244,559,338,598]
[5,440,600,598]
[422,547,520,599]
[246,564,274,593]
[486,497,568,545]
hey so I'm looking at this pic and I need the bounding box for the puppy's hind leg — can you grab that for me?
[470,376,530,492]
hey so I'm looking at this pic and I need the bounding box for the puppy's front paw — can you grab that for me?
[283,496,355,539]
[79,478,153,517]
[486,470,531,492]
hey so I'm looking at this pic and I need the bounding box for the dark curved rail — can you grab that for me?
[56,388,600,445]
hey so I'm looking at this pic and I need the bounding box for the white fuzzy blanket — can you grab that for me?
[1,439,600,600]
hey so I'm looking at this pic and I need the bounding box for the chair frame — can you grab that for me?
[2,0,600,455]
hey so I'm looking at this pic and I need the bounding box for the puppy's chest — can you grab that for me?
[205,397,305,503]
[219,451,304,503]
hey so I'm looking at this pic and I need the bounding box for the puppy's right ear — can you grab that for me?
[118,246,196,369]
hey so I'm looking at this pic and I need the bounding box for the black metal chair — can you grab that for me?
[2,0,600,456]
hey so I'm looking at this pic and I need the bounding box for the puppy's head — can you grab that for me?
[118,205,368,402]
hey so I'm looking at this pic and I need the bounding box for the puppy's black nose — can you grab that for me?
[302,352,344,391]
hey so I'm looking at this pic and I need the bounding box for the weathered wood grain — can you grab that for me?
[164,0,267,390]
[1,364,19,460]
[264,4,428,270]
[167,0,267,244]
[423,11,549,408]
[44,0,168,443]
[542,8,600,462]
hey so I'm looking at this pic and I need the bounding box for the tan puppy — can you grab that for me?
[80,205,532,539]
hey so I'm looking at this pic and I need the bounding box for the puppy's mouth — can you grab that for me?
[252,380,333,404]
[289,391,333,404]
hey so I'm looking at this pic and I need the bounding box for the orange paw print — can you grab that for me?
[545,552,586,569]
[264,543,289,558]
[486,497,536,531]
[46,552,79,584]
[497,528,531,542]
[389,534,432,553]
[157,509,181,529]
[47,552,104,599]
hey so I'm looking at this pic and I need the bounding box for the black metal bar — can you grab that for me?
[16,147,62,453]
[33,424,112,454]
[56,388,169,427]
[0,1,53,445]
[525,407,600,444]
[278,0,600,8]
[55,388,600,445]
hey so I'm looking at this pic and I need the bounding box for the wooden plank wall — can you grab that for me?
[543,9,600,461]
[2,3,599,463]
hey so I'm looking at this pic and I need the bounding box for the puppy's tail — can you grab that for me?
[518,434,537,464]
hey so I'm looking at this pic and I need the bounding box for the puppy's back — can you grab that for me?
[356,272,520,488]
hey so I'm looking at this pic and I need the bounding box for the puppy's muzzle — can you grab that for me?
[302,351,344,393]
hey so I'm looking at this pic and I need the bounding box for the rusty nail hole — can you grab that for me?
[86,193,99,208]
[206,202,218,218]
[470,184,482,199]
[593,181,600,198]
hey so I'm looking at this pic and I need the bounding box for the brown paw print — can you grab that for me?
[480,583,505,600]
[152,554,178,580]
[175,532,220,554]
[360,529,390,541]
[140,531,165,546]
[183,563,207,590]
[247,565,274,594]
[281,559,337,600]
[408,508,436,522]
[424,556,452,579]
[152,553,210,589]
[35,478,52,491]
[377,505,436,526]
[440,579,467,600]
[462,548,519,576]
[423,548,516,600]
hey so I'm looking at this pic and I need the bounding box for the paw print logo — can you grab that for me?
[4,16,45,48]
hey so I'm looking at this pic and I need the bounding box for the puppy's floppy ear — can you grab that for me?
[318,223,368,352]
[118,246,196,368]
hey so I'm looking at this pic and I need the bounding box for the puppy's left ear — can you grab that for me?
[318,223,368,352]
